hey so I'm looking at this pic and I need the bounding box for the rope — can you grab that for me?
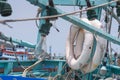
[0,0,119,23]
[35,8,42,28]
[65,70,73,80]
[22,36,49,77]
[22,57,44,77]
[22,50,48,77]
[52,63,67,80]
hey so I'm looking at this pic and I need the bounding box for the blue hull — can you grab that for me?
[0,76,47,80]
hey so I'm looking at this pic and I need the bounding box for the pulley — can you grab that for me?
[0,0,12,17]
[39,20,52,36]
[87,9,98,20]
[85,0,97,20]
[38,0,56,36]
[46,6,58,17]
[45,0,58,20]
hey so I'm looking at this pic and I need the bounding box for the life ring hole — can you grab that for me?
[89,47,91,49]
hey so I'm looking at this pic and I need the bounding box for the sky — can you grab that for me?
[0,0,120,56]
[0,0,74,56]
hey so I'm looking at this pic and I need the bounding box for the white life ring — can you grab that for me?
[66,18,106,73]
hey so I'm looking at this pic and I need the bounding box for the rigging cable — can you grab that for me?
[105,7,110,47]
[79,6,83,18]
[52,21,60,32]
[53,63,67,80]
[108,7,114,63]
[103,7,120,27]
[0,0,119,23]
[2,23,13,28]
[103,7,120,38]
[118,25,120,38]
[65,70,73,80]
[107,13,113,73]
[9,38,25,70]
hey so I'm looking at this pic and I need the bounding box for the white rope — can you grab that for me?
[22,58,44,77]
[22,36,48,77]
[22,50,48,77]
[0,0,119,23]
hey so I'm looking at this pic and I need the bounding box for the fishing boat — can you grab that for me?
[0,0,120,80]
[0,43,35,60]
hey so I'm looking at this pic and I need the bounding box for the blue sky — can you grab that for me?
[0,0,120,56]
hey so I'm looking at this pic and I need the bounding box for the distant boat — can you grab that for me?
[0,44,35,60]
